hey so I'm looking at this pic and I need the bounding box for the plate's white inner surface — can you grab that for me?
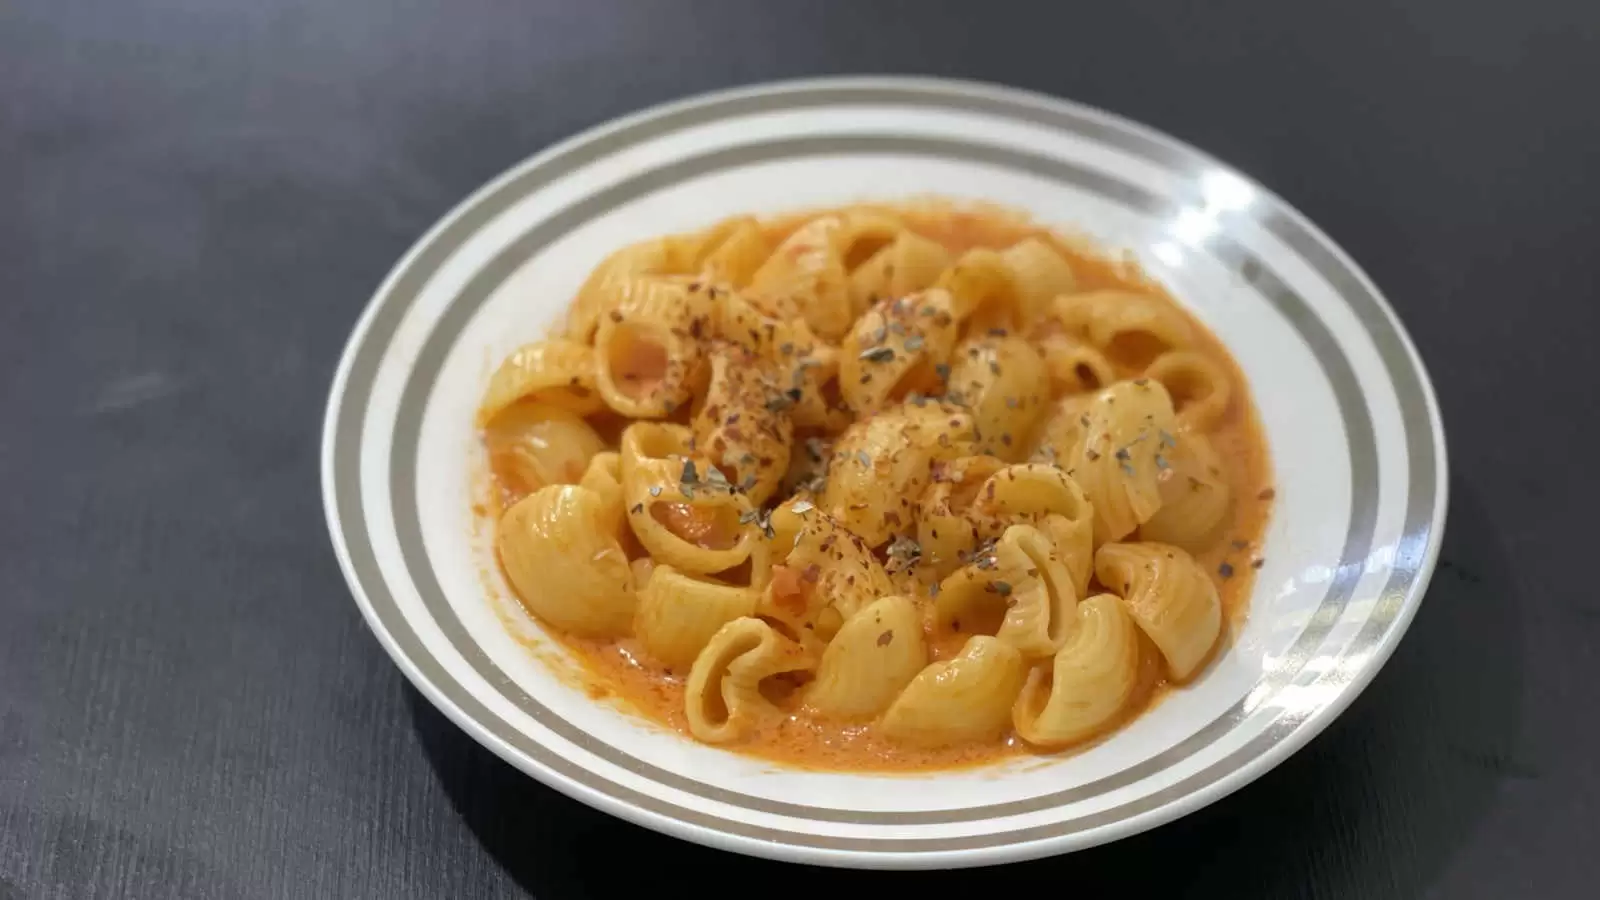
[347,95,1418,840]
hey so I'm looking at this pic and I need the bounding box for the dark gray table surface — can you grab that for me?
[4,1,1597,897]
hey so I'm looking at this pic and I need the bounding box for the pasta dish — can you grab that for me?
[476,202,1272,770]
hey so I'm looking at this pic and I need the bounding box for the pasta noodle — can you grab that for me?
[477,201,1272,770]
[1140,429,1233,550]
[945,334,1049,459]
[1013,593,1141,748]
[805,595,928,719]
[684,617,813,743]
[881,636,1026,747]
[1069,380,1180,545]
[478,339,604,424]
[1095,541,1222,682]
[497,485,636,637]
[820,401,978,547]
[934,524,1078,659]
[634,564,759,671]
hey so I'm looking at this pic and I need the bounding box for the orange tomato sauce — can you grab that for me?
[483,202,1273,772]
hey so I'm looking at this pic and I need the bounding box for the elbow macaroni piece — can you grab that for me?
[1095,541,1222,682]
[758,502,895,642]
[497,485,636,637]
[1051,290,1194,370]
[482,402,606,497]
[593,277,714,418]
[619,422,759,574]
[1070,380,1180,545]
[915,455,1009,577]
[946,335,1049,460]
[684,617,813,744]
[935,524,1078,659]
[1013,592,1141,747]
[822,401,979,547]
[478,339,605,425]
[848,229,951,315]
[805,595,928,719]
[692,341,793,504]
[973,463,1096,600]
[839,290,960,415]
[881,636,1027,747]
[634,564,760,671]
[999,236,1078,324]
[1144,350,1233,432]
[1141,429,1233,550]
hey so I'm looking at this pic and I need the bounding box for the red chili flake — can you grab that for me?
[800,563,822,583]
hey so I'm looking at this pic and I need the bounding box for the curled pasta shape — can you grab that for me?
[747,216,856,341]
[478,339,604,425]
[577,451,625,538]
[567,238,678,341]
[482,402,605,498]
[714,292,847,432]
[805,596,928,720]
[1070,380,1180,545]
[935,524,1078,659]
[684,618,813,744]
[822,401,979,546]
[758,501,894,642]
[880,636,1026,747]
[1095,541,1222,682]
[999,236,1078,323]
[1012,593,1141,748]
[593,277,714,417]
[916,455,1008,577]
[848,229,952,315]
[946,335,1049,460]
[938,248,1021,333]
[497,485,636,637]
[839,289,960,415]
[619,423,757,574]
[634,564,759,671]
[974,463,1095,600]
[692,342,792,504]
[1141,429,1232,550]
[1037,334,1117,396]
[1144,350,1232,432]
[696,217,771,289]
[1051,291,1194,370]
[1025,393,1096,467]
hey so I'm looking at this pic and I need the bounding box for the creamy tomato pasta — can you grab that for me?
[478,202,1272,771]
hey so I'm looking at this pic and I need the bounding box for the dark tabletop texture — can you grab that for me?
[3,0,1597,897]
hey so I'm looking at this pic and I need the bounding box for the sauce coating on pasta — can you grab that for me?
[480,201,1272,771]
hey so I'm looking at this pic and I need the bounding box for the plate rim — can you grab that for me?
[320,74,1449,868]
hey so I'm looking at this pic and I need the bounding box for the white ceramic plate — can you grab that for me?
[321,77,1447,869]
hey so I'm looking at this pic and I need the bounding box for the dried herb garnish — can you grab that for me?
[1085,448,1102,461]
[1159,430,1176,448]
[630,503,644,514]
[1114,447,1131,461]
[1218,562,1235,579]
[738,509,760,524]
[1252,558,1266,570]
[680,460,698,484]
[934,362,951,381]
[856,450,872,468]
[859,346,896,363]
[987,580,1013,596]
[1155,454,1170,470]
[904,334,925,352]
